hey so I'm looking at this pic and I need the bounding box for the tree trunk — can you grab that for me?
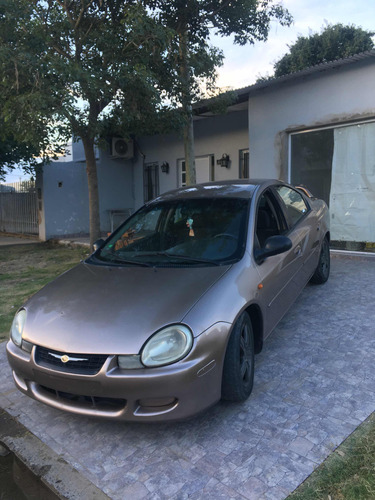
[82,136,101,249]
[179,31,196,185]
[183,104,195,185]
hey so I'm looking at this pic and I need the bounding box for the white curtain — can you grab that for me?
[330,123,375,242]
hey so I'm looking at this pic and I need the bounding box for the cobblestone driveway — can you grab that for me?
[1,255,375,500]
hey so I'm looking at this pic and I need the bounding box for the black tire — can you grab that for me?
[310,236,330,284]
[222,311,254,402]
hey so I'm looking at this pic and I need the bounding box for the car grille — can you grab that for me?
[35,346,108,375]
[40,385,126,412]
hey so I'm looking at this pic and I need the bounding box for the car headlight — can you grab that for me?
[141,324,193,367]
[10,309,27,347]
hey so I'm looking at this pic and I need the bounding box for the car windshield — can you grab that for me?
[95,197,250,267]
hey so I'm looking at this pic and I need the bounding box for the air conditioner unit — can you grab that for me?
[111,138,134,159]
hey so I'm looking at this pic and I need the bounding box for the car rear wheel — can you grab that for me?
[310,236,330,284]
[222,311,254,402]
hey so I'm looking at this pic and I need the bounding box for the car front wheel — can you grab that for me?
[221,311,254,402]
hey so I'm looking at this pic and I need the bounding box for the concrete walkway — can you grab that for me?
[1,254,375,500]
[0,234,40,246]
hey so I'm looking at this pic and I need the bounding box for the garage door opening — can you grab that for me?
[290,122,375,252]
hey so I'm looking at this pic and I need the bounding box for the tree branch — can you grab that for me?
[52,44,72,60]
[14,61,19,92]
[210,0,232,18]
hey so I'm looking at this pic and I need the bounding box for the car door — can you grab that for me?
[253,187,311,337]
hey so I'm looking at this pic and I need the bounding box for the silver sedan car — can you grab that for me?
[7,180,330,421]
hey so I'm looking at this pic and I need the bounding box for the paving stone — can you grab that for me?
[225,446,257,468]
[175,477,243,500]
[262,464,289,487]
[306,443,332,463]
[238,476,268,500]
[162,466,211,498]
[193,450,227,475]
[304,427,328,446]
[288,436,315,457]
[110,481,149,500]
[276,452,317,476]
[263,485,291,500]
[219,459,261,488]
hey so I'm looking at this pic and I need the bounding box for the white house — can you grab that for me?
[37,49,375,251]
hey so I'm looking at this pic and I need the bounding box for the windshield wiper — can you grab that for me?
[141,251,220,266]
[100,250,153,267]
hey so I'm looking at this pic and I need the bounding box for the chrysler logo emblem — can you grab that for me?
[48,352,88,363]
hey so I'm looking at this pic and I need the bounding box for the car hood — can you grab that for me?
[22,262,230,354]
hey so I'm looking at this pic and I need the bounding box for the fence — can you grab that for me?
[0,181,38,235]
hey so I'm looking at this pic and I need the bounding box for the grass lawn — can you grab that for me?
[0,242,89,342]
[289,412,375,499]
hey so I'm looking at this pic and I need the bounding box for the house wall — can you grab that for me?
[248,58,375,246]
[38,59,375,242]
[39,111,248,239]
[39,152,134,239]
[248,59,375,180]
[134,109,248,210]
[38,161,89,240]
[97,149,134,231]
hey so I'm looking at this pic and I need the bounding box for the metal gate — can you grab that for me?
[0,181,38,235]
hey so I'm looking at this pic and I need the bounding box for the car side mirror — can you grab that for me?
[93,238,105,252]
[254,235,292,264]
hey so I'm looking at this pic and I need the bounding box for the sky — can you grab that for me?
[214,0,375,89]
[3,0,375,183]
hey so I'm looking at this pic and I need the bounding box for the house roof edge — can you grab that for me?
[193,49,375,115]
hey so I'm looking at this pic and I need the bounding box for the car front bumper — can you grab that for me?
[6,322,231,422]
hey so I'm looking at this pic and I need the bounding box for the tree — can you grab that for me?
[0,0,171,247]
[0,128,40,181]
[273,24,374,78]
[1,1,292,246]
[148,0,293,185]
[0,1,59,181]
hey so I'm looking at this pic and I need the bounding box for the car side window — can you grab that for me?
[274,186,309,228]
[255,191,286,248]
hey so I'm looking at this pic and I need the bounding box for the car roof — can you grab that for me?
[150,179,280,204]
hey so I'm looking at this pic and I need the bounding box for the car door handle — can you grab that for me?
[294,245,302,256]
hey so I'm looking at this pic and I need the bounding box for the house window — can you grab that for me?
[239,149,250,179]
[290,121,375,251]
[178,156,213,187]
[181,161,187,187]
[144,163,159,202]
